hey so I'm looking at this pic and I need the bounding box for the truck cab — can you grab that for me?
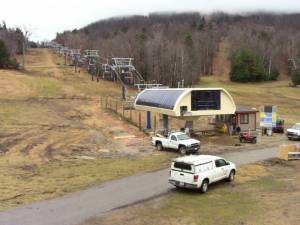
[287,123,300,140]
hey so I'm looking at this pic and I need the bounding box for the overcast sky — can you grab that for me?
[1,0,300,41]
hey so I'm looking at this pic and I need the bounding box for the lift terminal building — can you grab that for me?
[134,88,236,119]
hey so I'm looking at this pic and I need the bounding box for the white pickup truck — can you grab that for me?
[152,132,200,155]
[287,123,300,140]
[169,155,236,193]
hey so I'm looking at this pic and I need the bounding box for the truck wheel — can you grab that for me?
[179,146,187,155]
[252,139,257,144]
[200,180,209,193]
[227,170,235,182]
[156,142,163,151]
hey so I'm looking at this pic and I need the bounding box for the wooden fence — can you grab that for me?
[100,96,160,132]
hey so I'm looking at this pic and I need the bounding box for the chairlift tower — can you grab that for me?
[102,63,113,80]
[55,44,63,55]
[48,42,63,54]
[52,43,63,55]
[84,50,100,81]
[111,58,144,85]
[70,49,81,72]
[102,57,163,100]
[110,58,144,100]
[59,47,70,65]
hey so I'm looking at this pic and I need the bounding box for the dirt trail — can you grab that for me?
[26,48,60,77]
[0,147,279,225]
[212,38,231,80]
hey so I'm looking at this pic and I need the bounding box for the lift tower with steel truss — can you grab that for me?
[69,49,82,72]
[111,58,144,85]
[49,42,63,54]
[83,50,100,80]
[100,57,164,100]
[59,47,70,65]
[109,58,145,100]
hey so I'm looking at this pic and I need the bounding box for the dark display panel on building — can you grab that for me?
[191,90,221,111]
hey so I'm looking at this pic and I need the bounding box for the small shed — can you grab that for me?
[235,106,258,131]
[216,105,258,132]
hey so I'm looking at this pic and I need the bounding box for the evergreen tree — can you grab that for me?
[0,39,10,68]
[292,69,300,85]
[230,49,265,82]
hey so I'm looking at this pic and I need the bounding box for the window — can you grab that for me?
[171,135,177,141]
[264,105,273,113]
[174,162,192,171]
[191,90,221,111]
[180,106,188,115]
[215,159,227,168]
[240,114,249,124]
[177,134,189,140]
[292,124,300,130]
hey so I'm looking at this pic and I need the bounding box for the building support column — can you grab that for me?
[146,111,151,129]
[121,85,126,100]
[185,120,194,135]
[162,114,169,132]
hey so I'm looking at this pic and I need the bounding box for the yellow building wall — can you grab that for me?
[173,90,236,117]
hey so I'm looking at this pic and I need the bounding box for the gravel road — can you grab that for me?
[0,147,278,225]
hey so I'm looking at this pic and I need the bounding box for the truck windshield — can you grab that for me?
[177,134,190,140]
[292,124,300,130]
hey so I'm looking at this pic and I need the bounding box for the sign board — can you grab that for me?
[260,105,277,128]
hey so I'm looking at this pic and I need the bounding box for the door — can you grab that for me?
[169,135,178,149]
[213,159,228,181]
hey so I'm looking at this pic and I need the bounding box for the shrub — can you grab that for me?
[0,39,10,68]
[292,69,300,85]
[230,49,265,82]
[0,39,19,69]
[8,58,19,69]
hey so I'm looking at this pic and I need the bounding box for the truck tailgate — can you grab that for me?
[170,169,194,183]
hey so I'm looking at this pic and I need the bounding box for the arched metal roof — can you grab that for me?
[135,89,185,110]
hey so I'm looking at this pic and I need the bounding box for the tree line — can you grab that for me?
[56,12,300,86]
[56,13,218,87]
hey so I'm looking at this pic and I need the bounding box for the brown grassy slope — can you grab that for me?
[0,48,174,210]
